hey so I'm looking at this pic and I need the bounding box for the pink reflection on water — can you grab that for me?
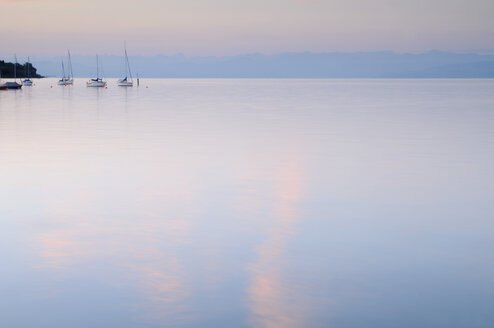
[33,173,196,326]
[124,211,195,326]
[247,159,306,328]
[37,232,83,269]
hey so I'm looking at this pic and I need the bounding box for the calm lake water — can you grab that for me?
[1,79,493,327]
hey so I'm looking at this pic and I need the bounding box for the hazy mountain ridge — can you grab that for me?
[29,51,494,78]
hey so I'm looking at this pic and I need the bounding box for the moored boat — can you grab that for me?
[5,81,22,89]
[22,57,33,86]
[8,54,22,89]
[58,50,74,86]
[87,54,107,87]
[22,79,33,86]
[58,77,71,86]
[58,59,69,85]
[118,77,133,87]
[118,45,134,87]
[1,55,24,89]
[87,78,107,87]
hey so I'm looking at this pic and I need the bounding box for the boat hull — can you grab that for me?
[118,81,133,87]
[22,79,33,86]
[87,81,107,87]
[58,79,73,86]
[4,82,22,89]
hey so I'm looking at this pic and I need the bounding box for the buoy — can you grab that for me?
[146,86,148,88]
[50,86,53,88]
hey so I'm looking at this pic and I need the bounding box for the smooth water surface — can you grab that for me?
[1,79,494,327]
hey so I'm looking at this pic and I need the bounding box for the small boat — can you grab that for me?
[58,78,71,86]
[22,57,33,86]
[118,45,134,87]
[22,79,33,86]
[0,62,22,89]
[58,59,69,85]
[0,71,7,90]
[66,50,74,85]
[87,78,107,87]
[58,50,74,86]
[7,54,22,89]
[118,77,132,87]
[5,82,22,89]
[87,55,107,87]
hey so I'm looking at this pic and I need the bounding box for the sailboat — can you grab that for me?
[22,57,33,86]
[5,54,22,89]
[87,54,107,87]
[118,45,133,87]
[58,59,68,85]
[66,50,74,85]
[58,50,74,86]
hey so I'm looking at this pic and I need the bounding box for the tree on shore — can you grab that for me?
[0,60,43,78]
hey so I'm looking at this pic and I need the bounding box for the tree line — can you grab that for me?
[0,60,43,78]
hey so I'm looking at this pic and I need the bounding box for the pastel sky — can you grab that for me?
[1,0,493,56]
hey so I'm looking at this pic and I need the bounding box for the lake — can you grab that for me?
[1,79,493,327]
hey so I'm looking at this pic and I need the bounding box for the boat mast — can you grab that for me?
[68,50,74,80]
[14,54,17,80]
[123,42,128,79]
[96,54,99,79]
[61,59,66,80]
[27,57,31,78]
[126,48,133,81]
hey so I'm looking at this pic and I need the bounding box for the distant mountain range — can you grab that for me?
[14,51,494,78]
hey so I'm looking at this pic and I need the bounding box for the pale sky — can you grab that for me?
[1,0,493,56]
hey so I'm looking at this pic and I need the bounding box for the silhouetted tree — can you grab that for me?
[0,60,43,78]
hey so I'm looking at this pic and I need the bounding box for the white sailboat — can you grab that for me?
[118,45,133,87]
[66,50,74,85]
[58,50,74,86]
[22,57,33,86]
[87,54,107,87]
[58,59,69,85]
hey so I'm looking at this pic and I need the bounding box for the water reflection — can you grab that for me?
[35,200,195,326]
[38,232,84,269]
[31,139,197,326]
[1,79,494,327]
[247,159,305,328]
[124,207,193,326]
